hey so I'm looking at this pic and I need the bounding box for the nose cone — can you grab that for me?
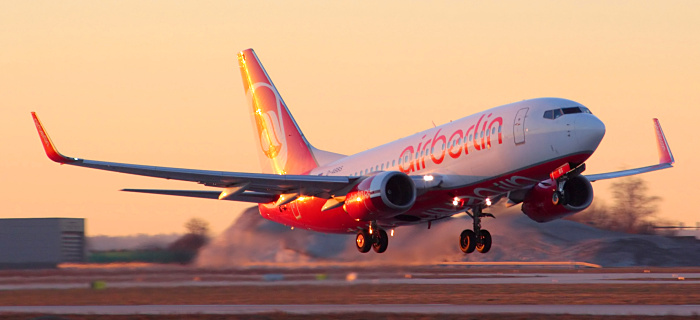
[575,115,606,151]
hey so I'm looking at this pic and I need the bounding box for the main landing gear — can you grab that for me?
[459,205,493,254]
[356,222,388,253]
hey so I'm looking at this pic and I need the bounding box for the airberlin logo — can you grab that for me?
[399,113,503,173]
[249,82,288,169]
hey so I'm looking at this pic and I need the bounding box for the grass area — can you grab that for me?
[88,251,195,264]
[0,284,698,306]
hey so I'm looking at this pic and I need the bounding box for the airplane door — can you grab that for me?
[513,108,528,145]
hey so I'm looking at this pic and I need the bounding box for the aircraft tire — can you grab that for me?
[372,229,389,253]
[460,229,476,253]
[356,231,372,253]
[476,229,492,254]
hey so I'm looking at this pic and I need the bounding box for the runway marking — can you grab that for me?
[1,304,699,315]
[438,261,602,268]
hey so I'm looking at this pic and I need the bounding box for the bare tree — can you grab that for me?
[168,218,211,259]
[185,218,210,237]
[568,176,664,234]
[609,176,660,233]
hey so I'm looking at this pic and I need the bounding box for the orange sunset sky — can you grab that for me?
[2,1,698,236]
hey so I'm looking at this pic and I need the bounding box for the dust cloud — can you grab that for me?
[196,206,700,267]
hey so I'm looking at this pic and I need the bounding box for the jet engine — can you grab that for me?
[521,175,593,222]
[345,171,416,221]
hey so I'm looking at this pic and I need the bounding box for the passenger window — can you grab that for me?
[381,163,384,171]
[392,160,396,167]
[491,127,496,135]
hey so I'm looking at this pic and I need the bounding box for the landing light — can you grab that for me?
[485,198,492,207]
[452,197,460,206]
[423,175,434,181]
[390,229,395,237]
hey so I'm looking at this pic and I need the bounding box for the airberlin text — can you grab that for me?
[399,113,504,173]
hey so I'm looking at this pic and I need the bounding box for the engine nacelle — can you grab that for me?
[344,171,416,221]
[521,175,594,222]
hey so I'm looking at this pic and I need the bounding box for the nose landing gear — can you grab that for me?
[459,205,493,254]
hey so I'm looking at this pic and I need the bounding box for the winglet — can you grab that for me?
[653,118,674,165]
[31,112,77,164]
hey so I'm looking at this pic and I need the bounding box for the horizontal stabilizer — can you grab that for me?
[121,189,277,203]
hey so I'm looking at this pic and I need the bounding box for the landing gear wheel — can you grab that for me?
[476,229,492,254]
[372,229,389,253]
[459,229,476,253]
[356,231,371,253]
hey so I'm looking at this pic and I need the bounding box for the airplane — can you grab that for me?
[32,48,675,254]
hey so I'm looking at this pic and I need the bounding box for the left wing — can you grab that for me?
[584,118,674,182]
[32,112,358,203]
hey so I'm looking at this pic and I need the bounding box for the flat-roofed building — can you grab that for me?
[0,218,85,269]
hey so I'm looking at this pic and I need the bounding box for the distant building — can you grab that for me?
[0,218,85,269]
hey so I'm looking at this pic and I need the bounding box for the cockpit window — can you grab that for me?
[543,110,553,119]
[543,106,592,119]
[562,107,581,114]
[552,108,563,118]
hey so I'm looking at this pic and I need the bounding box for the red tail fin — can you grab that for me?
[238,49,318,175]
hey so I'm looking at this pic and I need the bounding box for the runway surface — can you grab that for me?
[1,270,698,290]
[1,265,699,316]
[1,304,700,315]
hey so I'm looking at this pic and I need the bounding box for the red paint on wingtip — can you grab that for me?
[31,112,75,164]
[653,118,674,165]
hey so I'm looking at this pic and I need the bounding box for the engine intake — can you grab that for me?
[345,171,416,221]
[521,175,594,222]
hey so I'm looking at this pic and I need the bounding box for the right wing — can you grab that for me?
[32,112,359,203]
[584,118,674,182]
